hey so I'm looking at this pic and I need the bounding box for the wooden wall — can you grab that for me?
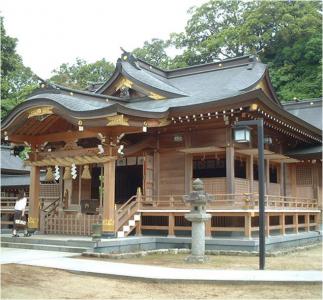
[159,152,185,195]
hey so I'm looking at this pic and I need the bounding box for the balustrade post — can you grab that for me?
[168,213,175,237]
[265,213,270,237]
[135,219,142,236]
[205,218,211,237]
[293,214,299,234]
[136,187,142,210]
[280,213,285,235]
[305,213,310,232]
[244,212,252,239]
[315,213,321,231]
[39,210,45,234]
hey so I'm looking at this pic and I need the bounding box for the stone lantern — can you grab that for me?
[183,178,211,263]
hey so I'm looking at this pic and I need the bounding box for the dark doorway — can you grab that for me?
[115,165,143,204]
[91,166,101,201]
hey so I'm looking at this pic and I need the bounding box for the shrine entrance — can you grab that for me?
[115,158,143,204]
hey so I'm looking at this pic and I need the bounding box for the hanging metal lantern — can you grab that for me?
[81,165,91,179]
[63,167,72,180]
[45,167,54,181]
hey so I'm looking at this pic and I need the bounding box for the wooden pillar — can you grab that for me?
[28,166,41,230]
[244,212,252,238]
[136,219,142,236]
[226,146,235,194]
[168,213,175,237]
[265,159,270,195]
[265,213,270,237]
[184,154,193,194]
[184,132,192,194]
[291,164,297,197]
[293,213,298,234]
[312,164,318,200]
[305,213,310,232]
[102,160,116,234]
[280,162,285,197]
[279,213,285,235]
[248,154,254,195]
[78,166,82,210]
[315,213,321,231]
[153,151,160,196]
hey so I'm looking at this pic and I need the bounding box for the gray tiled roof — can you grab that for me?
[1,53,321,141]
[22,57,266,114]
[283,99,322,130]
[27,93,110,112]
[1,174,46,187]
[121,61,187,97]
[1,146,30,174]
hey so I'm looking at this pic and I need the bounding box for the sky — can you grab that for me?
[1,0,206,79]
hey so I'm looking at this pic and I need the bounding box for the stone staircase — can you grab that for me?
[1,235,95,253]
[117,213,141,238]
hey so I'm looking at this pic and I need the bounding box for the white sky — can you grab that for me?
[1,0,206,79]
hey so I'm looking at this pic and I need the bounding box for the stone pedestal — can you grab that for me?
[185,213,211,263]
[184,178,211,263]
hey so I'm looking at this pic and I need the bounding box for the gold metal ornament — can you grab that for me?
[27,106,53,119]
[107,114,129,126]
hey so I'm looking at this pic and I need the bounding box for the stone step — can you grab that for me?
[117,231,125,238]
[123,225,130,232]
[1,236,95,248]
[128,220,135,227]
[1,242,87,253]
[134,214,141,221]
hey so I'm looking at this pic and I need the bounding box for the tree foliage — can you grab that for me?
[133,0,322,101]
[50,58,115,90]
[1,16,38,118]
[132,39,171,69]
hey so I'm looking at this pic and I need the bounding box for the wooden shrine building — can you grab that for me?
[1,51,322,238]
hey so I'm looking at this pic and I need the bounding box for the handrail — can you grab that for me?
[117,195,137,213]
[42,197,60,212]
[138,193,318,210]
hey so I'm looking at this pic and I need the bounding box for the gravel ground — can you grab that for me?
[1,264,322,300]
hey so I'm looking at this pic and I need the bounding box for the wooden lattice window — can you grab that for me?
[296,165,312,185]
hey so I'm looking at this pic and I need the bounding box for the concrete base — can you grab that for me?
[1,231,321,254]
[101,232,116,238]
[185,255,209,263]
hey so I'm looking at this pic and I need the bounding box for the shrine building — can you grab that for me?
[1,51,322,239]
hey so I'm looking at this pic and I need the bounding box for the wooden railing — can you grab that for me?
[116,195,138,232]
[0,196,60,212]
[137,193,319,210]
[45,214,101,236]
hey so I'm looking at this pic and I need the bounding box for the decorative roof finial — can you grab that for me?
[119,47,140,70]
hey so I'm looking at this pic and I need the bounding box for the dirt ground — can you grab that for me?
[83,244,323,271]
[1,264,321,300]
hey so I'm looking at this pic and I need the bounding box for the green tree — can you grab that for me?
[1,16,38,118]
[169,0,322,101]
[50,58,115,90]
[132,39,171,69]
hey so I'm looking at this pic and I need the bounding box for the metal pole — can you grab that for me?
[234,118,266,270]
[256,119,265,270]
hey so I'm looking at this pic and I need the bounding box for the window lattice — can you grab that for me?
[296,165,312,185]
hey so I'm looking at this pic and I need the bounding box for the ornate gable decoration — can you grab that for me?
[107,114,129,126]
[113,76,165,100]
[27,106,53,120]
